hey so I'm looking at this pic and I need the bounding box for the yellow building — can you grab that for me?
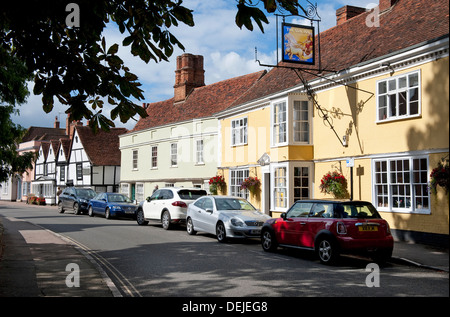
[217,0,449,246]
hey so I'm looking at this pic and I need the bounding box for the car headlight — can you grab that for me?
[111,205,122,211]
[230,218,245,227]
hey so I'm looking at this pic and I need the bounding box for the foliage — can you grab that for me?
[209,175,226,195]
[0,1,303,132]
[319,171,349,199]
[240,176,261,194]
[429,158,449,195]
[236,0,306,32]
[0,113,36,181]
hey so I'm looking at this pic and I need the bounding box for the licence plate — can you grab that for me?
[250,229,261,235]
[359,225,378,232]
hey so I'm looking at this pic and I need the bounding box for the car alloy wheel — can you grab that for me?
[317,237,338,264]
[187,217,196,235]
[261,230,277,252]
[216,222,227,243]
[161,210,171,230]
[136,209,148,226]
[88,206,94,217]
[105,208,111,219]
[73,202,81,215]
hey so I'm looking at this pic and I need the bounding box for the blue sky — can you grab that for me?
[12,0,376,130]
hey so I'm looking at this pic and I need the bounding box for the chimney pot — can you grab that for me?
[54,116,60,129]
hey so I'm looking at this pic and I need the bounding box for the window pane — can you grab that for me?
[409,73,419,87]
[399,91,407,115]
[389,94,397,116]
[378,81,387,94]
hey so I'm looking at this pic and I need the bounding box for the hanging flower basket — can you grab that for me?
[429,159,449,194]
[209,175,226,195]
[319,171,349,199]
[240,176,261,194]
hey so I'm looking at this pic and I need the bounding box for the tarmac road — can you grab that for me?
[1,201,448,298]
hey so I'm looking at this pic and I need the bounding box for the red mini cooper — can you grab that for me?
[261,200,394,264]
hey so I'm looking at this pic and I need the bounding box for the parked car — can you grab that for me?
[88,193,137,219]
[58,187,97,215]
[186,196,271,243]
[136,187,207,229]
[261,200,394,264]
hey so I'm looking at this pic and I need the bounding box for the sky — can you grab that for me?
[11,0,377,130]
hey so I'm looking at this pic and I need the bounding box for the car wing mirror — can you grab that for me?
[146,197,151,202]
[280,212,287,220]
[205,209,213,214]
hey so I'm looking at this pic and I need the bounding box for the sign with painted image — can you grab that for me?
[282,23,314,65]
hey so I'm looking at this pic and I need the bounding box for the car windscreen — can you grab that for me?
[75,188,96,199]
[215,198,256,211]
[108,194,132,203]
[339,202,381,219]
[177,189,207,200]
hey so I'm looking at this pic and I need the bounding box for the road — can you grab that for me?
[0,203,448,297]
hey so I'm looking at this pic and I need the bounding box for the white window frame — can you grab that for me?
[136,183,145,202]
[372,155,430,214]
[151,146,158,169]
[231,117,248,146]
[132,149,138,170]
[196,139,204,164]
[229,168,249,199]
[376,70,421,122]
[292,100,311,144]
[270,162,313,212]
[271,97,311,147]
[271,100,288,146]
[170,143,178,167]
[271,163,288,211]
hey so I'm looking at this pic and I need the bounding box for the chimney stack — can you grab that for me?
[336,5,366,25]
[174,54,205,103]
[54,116,60,129]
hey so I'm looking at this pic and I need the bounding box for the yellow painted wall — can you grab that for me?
[313,57,449,160]
[312,57,449,236]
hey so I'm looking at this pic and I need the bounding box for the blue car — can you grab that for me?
[88,193,137,219]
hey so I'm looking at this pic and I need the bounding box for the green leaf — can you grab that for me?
[107,43,119,55]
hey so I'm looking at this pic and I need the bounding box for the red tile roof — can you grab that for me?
[228,0,449,108]
[21,127,68,142]
[75,126,127,166]
[131,70,266,132]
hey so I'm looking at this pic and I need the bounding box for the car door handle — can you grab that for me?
[300,222,306,225]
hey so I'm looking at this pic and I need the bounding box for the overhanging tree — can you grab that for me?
[1,0,305,132]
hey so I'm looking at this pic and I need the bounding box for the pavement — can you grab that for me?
[0,201,448,297]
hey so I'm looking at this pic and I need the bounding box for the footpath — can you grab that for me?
[0,200,448,297]
[0,201,116,297]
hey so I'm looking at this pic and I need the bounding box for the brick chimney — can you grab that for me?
[54,116,60,129]
[65,114,82,139]
[174,54,205,103]
[336,5,366,25]
[379,0,398,12]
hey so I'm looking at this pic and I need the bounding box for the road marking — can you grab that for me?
[60,235,142,297]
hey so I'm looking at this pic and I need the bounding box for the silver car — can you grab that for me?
[186,196,271,242]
